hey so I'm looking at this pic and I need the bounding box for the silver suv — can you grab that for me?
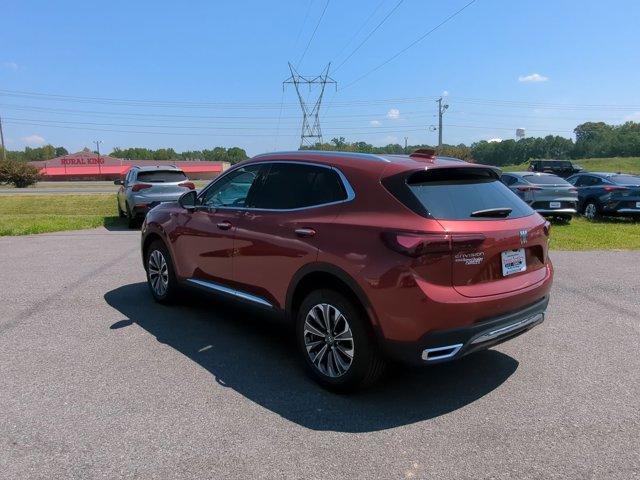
[115,165,194,227]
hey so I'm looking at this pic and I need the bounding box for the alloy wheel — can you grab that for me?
[148,250,169,296]
[303,303,354,378]
[584,203,597,220]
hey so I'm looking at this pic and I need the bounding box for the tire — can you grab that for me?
[117,201,126,218]
[125,203,139,228]
[583,201,599,220]
[145,240,178,304]
[296,289,386,392]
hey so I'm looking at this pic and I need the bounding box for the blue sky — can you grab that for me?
[2,0,640,156]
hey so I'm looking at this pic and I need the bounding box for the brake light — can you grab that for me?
[517,186,543,192]
[569,187,578,193]
[382,232,485,257]
[603,186,628,192]
[131,183,152,192]
[382,232,451,256]
[179,181,195,190]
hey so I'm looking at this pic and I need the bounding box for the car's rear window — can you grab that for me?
[400,168,534,220]
[610,174,640,186]
[523,174,570,185]
[136,170,187,183]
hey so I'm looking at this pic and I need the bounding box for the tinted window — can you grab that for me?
[136,170,187,183]
[501,175,518,186]
[201,165,262,208]
[523,174,570,185]
[403,168,533,220]
[610,174,640,185]
[251,163,347,209]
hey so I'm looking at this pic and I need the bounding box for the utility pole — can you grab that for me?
[404,137,408,153]
[284,63,337,149]
[94,140,103,175]
[0,115,6,161]
[436,97,449,149]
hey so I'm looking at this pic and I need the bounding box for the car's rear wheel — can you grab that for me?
[296,289,386,392]
[125,203,139,228]
[145,240,178,304]
[583,201,599,220]
[117,201,126,218]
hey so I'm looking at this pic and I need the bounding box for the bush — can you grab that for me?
[0,160,41,188]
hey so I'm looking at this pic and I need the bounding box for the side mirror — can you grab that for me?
[178,190,198,210]
[114,179,124,186]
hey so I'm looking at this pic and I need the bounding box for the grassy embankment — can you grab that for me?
[0,194,122,236]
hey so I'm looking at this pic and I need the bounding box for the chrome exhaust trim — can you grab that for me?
[421,343,464,362]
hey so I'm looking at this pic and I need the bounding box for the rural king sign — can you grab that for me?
[60,157,105,165]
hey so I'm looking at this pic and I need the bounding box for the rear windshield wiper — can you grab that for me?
[470,207,512,218]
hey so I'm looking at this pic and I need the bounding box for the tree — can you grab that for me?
[0,160,40,187]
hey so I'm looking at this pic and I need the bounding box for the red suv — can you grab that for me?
[141,150,553,391]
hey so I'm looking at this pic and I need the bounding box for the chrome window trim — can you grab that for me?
[186,278,273,308]
[197,160,356,213]
[253,150,390,163]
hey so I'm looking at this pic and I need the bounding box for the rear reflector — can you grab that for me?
[603,186,628,192]
[131,183,152,192]
[179,181,196,190]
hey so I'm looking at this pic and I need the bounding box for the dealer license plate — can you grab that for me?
[549,201,561,209]
[501,248,527,276]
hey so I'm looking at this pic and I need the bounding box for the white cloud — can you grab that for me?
[21,134,46,146]
[442,90,449,97]
[369,120,381,126]
[488,138,503,143]
[2,61,19,71]
[387,108,400,120]
[518,73,549,83]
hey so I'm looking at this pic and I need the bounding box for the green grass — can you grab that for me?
[502,156,640,174]
[0,194,124,236]
[549,216,640,250]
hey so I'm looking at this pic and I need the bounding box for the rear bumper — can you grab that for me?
[383,296,549,365]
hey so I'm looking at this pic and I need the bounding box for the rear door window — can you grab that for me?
[386,167,534,220]
[136,170,187,183]
[250,163,347,209]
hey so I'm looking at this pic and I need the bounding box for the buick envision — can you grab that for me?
[141,150,553,391]
[566,172,640,219]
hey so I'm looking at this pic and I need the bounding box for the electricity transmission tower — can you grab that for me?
[283,62,337,149]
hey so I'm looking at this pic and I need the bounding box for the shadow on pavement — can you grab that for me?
[104,282,518,432]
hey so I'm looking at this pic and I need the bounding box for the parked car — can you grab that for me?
[566,172,640,219]
[528,159,583,178]
[501,172,578,222]
[115,165,195,227]
[140,150,553,391]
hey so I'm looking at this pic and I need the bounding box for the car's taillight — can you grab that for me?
[543,221,551,236]
[517,186,543,192]
[381,232,485,257]
[569,187,578,193]
[131,183,152,192]
[179,181,195,190]
[603,186,627,192]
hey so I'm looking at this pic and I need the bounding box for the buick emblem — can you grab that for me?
[519,229,528,245]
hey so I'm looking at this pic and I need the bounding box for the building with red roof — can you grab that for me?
[29,148,228,180]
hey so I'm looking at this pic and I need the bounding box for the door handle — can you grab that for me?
[295,227,316,238]
[217,221,233,230]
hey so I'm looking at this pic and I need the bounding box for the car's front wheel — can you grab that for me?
[296,289,386,392]
[145,240,178,304]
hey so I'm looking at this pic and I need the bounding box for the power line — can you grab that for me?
[331,0,405,74]
[296,0,330,68]
[341,0,478,90]
[332,0,386,62]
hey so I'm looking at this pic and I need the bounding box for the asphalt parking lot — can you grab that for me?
[1,229,638,479]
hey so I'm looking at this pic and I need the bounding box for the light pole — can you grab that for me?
[94,140,103,175]
[436,97,449,149]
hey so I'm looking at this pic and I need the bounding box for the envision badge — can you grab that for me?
[519,229,528,245]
